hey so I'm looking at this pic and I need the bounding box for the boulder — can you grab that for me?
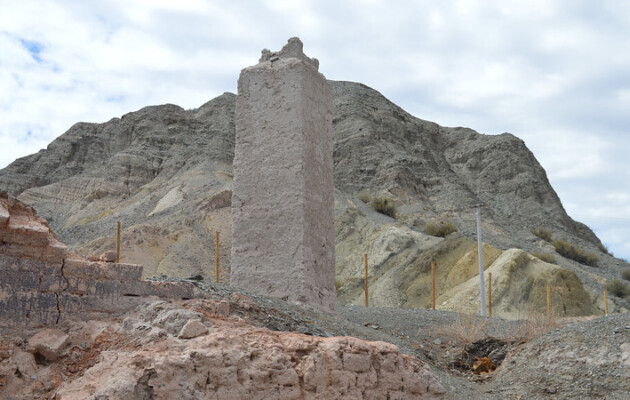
[177,319,209,339]
[27,328,69,361]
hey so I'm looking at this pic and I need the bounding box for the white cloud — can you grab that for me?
[1,0,629,260]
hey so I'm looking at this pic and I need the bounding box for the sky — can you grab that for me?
[1,0,629,260]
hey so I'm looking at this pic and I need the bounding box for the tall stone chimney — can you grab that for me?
[231,37,335,312]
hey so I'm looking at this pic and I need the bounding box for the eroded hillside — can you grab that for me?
[1,81,628,317]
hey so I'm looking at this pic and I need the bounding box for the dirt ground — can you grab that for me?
[1,280,628,399]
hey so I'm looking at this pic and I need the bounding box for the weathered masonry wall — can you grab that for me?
[231,38,336,312]
[0,192,194,332]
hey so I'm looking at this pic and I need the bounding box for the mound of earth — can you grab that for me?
[492,313,630,399]
[439,249,601,318]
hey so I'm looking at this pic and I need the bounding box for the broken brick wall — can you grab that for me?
[0,192,194,333]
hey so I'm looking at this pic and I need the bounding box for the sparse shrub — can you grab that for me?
[371,197,397,218]
[532,252,557,264]
[621,269,630,282]
[357,192,371,203]
[431,314,489,346]
[552,240,599,267]
[509,310,559,342]
[424,220,458,237]
[531,228,553,242]
[605,279,630,299]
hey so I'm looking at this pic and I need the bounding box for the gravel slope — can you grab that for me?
[187,280,630,400]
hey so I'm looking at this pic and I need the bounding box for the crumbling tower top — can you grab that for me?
[259,37,320,70]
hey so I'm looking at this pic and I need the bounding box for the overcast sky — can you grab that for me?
[1,0,629,260]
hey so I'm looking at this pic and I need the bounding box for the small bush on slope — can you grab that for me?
[531,228,553,242]
[425,221,458,238]
[605,279,630,299]
[370,197,396,218]
[552,240,599,267]
[357,192,371,203]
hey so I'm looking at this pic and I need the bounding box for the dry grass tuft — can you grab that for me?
[370,197,397,218]
[531,252,557,264]
[431,314,489,346]
[424,220,458,238]
[605,279,630,299]
[357,192,371,203]
[552,240,599,267]
[433,308,560,349]
[508,312,560,342]
[531,228,553,242]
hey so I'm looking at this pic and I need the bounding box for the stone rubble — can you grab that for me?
[177,319,209,339]
[52,299,445,400]
[26,328,69,361]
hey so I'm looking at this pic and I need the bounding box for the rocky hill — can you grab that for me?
[2,80,629,317]
[1,195,628,399]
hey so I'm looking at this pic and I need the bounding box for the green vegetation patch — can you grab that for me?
[552,240,599,267]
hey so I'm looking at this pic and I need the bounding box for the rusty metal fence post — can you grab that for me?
[115,221,121,263]
[488,272,492,317]
[364,254,368,307]
[216,231,220,283]
[431,261,436,310]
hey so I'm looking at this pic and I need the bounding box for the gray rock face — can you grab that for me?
[0,93,236,279]
[329,81,599,248]
[232,38,335,312]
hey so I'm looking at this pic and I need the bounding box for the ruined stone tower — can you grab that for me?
[231,38,335,312]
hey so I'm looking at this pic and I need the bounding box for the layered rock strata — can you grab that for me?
[0,192,194,332]
[232,38,335,312]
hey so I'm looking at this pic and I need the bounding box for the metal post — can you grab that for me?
[488,272,492,317]
[364,254,369,307]
[116,221,121,263]
[476,207,487,316]
[547,284,551,322]
[431,261,436,310]
[604,290,608,316]
[216,231,220,283]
